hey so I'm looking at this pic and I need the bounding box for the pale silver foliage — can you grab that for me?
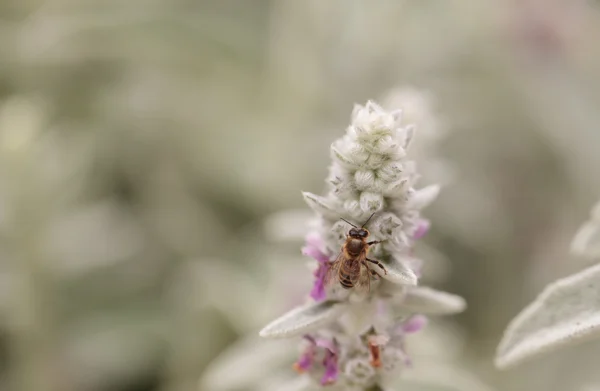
[260,287,466,341]
[376,257,418,286]
[397,287,467,315]
[496,262,600,369]
[496,201,600,369]
[259,301,348,339]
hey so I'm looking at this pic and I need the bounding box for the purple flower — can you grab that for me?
[315,337,337,352]
[302,233,329,262]
[320,347,339,385]
[310,264,329,301]
[413,219,430,240]
[402,314,428,334]
[293,352,314,373]
[293,336,316,373]
[294,336,340,384]
[302,233,331,301]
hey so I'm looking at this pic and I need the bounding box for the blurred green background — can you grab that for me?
[2,1,600,391]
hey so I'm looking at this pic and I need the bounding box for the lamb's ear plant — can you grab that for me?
[258,100,467,391]
[496,200,600,369]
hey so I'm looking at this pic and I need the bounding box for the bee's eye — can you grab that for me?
[349,228,358,236]
[359,230,368,237]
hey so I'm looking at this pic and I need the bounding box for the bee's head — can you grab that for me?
[349,227,369,239]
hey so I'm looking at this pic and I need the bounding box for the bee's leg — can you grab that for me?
[368,265,385,280]
[367,240,383,246]
[366,258,388,275]
[363,259,380,281]
[364,259,385,279]
[369,267,385,279]
[361,258,377,280]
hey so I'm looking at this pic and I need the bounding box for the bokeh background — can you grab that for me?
[2,1,600,391]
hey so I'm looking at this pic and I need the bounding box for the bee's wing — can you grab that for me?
[325,251,343,285]
[354,252,372,291]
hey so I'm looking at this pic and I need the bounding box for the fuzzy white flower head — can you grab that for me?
[304,100,437,287]
[259,100,465,391]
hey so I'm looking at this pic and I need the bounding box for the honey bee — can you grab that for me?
[327,213,388,291]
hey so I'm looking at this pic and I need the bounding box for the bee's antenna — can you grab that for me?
[340,218,358,228]
[361,213,376,228]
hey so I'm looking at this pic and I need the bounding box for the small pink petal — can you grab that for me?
[413,219,430,240]
[402,315,428,334]
[293,336,316,373]
[302,233,329,263]
[315,338,337,353]
[320,349,339,385]
[305,232,323,247]
[293,351,314,373]
[310,263,328,301]
[302,246,328,263]
[303,233,331,301]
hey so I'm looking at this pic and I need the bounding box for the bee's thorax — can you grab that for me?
[346,238,366,256]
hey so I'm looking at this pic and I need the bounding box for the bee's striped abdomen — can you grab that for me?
[339,259,359,289]
[340,271,354,289]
